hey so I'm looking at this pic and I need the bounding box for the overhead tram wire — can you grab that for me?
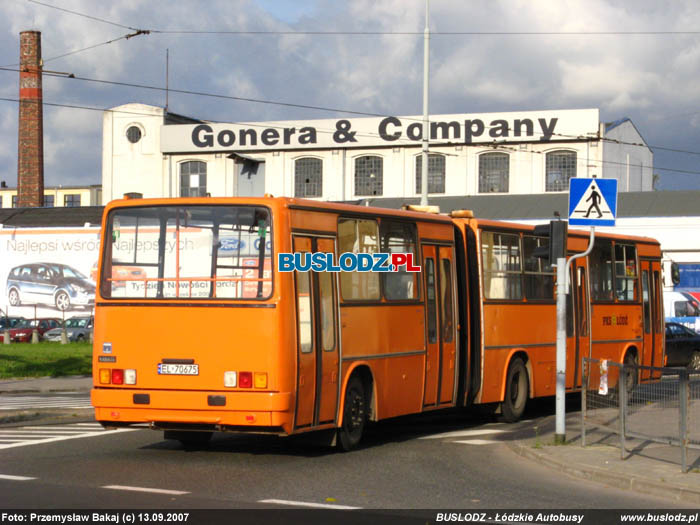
[0,65,390,119]
[4,63,700,161]
[22,2,700,36]
[151,30,700,36]
[1,94,698,179]
[26,0,138,31]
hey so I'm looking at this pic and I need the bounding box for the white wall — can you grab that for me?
[603,121,654,192]
[102,104,647,204]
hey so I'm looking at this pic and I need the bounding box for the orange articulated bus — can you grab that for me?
[452,217,664,421]
[91,196,663,449]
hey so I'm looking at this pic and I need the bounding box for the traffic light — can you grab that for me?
[532,220,568,264]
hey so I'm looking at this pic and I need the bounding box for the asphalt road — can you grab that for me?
[0,405,692,511]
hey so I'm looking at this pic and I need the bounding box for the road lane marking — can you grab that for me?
[259,499,361,510]
[102,485,190,496]
[0,474,36,481]
[0,395,92,410]
[451,439,503,445]
[0,428,136,450]
[419,429,507,439]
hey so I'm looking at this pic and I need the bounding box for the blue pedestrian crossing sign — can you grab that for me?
[568,178,617,226]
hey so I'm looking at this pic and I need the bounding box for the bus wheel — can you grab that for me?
[337,376,367,451]
[501,358,528,423]
[164,430,213,448]
[623,353,638,393]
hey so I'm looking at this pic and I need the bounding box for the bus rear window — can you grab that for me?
[102,205,272,300]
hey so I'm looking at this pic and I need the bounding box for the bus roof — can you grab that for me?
[464,217,661,246]
[103,195,455,224]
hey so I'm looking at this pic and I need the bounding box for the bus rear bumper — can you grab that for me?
[91,388,294,434]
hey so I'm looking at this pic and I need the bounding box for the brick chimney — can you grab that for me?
[17,30,44,208]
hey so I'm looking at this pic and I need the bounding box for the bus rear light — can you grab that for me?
[111,369,124,385]
[124,369,137,385]
[99,369,111,384]
[239,371,253,388]
[224,371,237,388]
[254,372,267,389]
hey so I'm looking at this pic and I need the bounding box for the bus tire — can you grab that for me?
[337,376,367,451]
[501,358,528,423]
[623,352,638,393]
[164,430,213,447]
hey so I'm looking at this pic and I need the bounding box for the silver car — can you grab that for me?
[44,316,94,342]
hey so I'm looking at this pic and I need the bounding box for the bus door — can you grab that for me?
[421,244,457,406]
[292,235,340,429]
[569,260,591,389]
[640,259,663,381]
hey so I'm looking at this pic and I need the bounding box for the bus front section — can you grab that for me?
[91,200,294,442]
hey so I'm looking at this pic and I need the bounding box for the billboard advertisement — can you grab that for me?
[0,226,101,324]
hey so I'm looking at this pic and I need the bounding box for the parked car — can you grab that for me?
[0,316,25,330]
[665,322,700,370]
[7,318,62,342]
[6,263,95,311]
[43,316,94,342]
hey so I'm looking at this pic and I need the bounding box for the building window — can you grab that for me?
[64,194,81,207]
[546,150,576,192]
[415,153,445,194]
[126,126,142,144]
[354,156,383,196]
[12,195,18,208]
[478,152,509,193]
[294,158,322,198]
[44,195,54,207]
[180,161,207,197]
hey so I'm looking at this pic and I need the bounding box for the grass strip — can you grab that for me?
[0,341,92,378]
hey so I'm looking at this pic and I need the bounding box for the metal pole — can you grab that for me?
[420,0,430,207]
[581,357,587,447]
[619,362,627,460]
[679,370,688,473]
[555,257,567,443]
[556,226,596,443]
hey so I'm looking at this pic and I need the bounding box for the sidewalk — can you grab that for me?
[0,376,698,503]
[508,412,700,505]
[0,375,92,394]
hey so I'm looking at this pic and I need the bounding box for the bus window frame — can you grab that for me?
[589,240,639,304]
[100,204,275,302]
[337,216,424,306]
[479,228,555,304]
[379,219,421,303]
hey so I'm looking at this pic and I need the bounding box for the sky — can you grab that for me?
[1,0,700,191]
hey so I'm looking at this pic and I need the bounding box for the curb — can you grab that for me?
[507,441,700,505]
[0,407,95,427]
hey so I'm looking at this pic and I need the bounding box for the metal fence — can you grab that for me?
[582,357,700,472]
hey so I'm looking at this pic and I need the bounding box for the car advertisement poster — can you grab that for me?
[0,226,101,323]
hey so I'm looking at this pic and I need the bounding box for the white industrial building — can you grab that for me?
[101,104,653,204]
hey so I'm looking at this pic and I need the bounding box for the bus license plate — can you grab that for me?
[158,364,199,375]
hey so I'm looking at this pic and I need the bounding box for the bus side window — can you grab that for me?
[425,258,437,344]
[296,271,313,353]
[338,218,380,301]
[380,220,419,301]
[440,258,454,342]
